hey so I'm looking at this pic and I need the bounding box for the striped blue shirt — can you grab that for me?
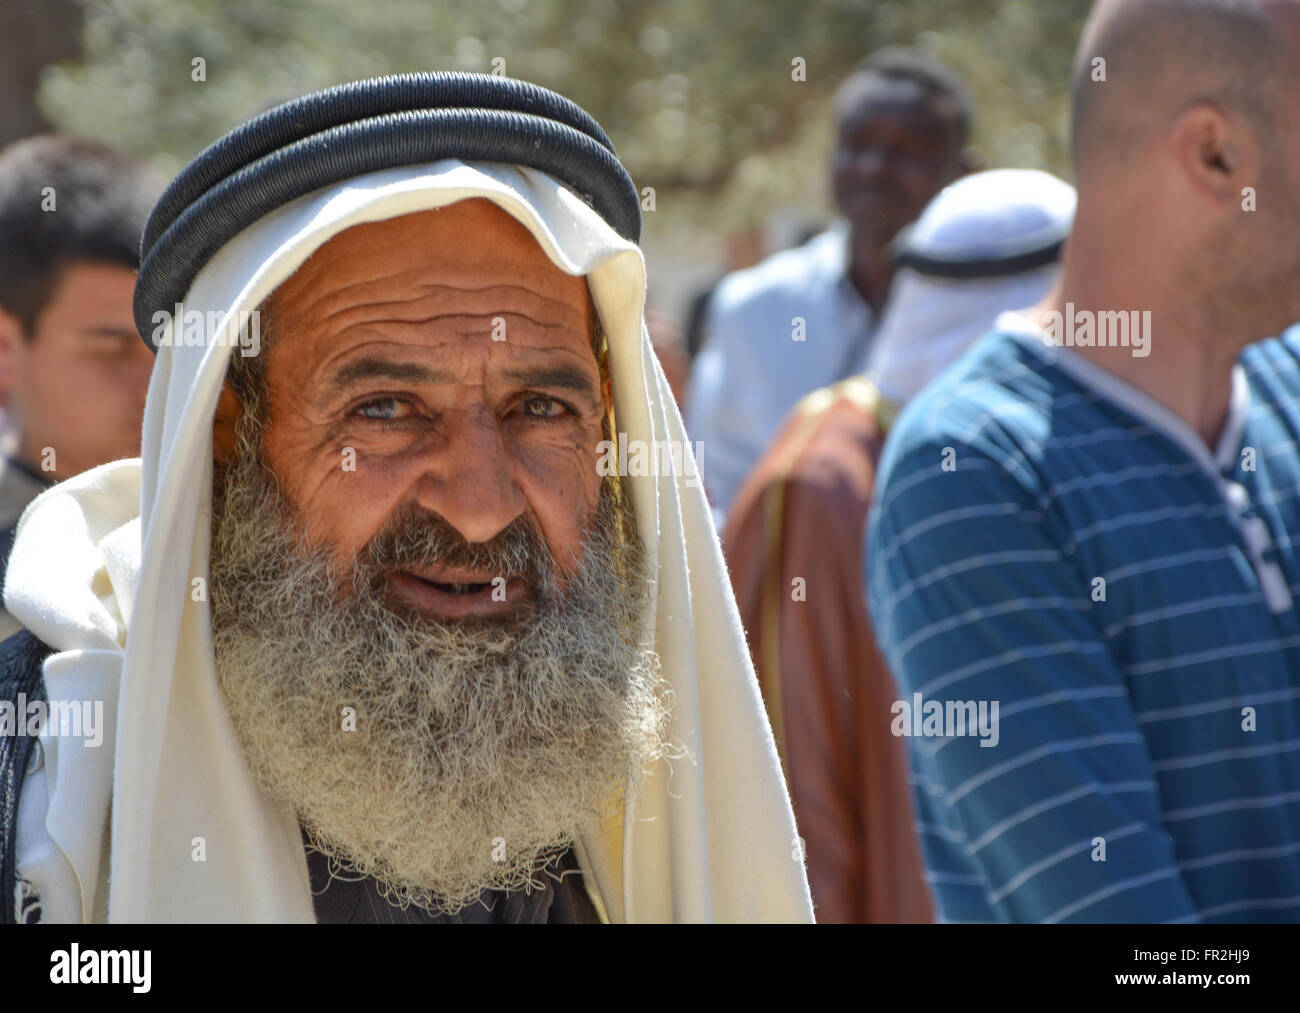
[866,316,1300,923]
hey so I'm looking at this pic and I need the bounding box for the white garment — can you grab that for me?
[867,265,1061,406]
[685,222,875,520]
[996,309,1287,613]
[867,169,1076,406]
[6,159,814,923]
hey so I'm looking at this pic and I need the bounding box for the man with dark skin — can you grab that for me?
[831,53,974,315]
[686,48,973,519]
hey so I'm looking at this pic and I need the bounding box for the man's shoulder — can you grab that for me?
[710,230,845,319]
[773,383,889,503]
[5,460,142,646]
[725,384,884,547]
[880,328,1064,476]
[7,458,140,565]
[1241,325,1300,410]
[0,459,51,532]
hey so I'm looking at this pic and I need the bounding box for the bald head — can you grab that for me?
[1071,0,1298,179]
[1061,0,1300,350]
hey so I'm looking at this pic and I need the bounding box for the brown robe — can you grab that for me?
[722,377,933,924]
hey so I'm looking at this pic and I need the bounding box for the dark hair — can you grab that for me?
[0,135,157,335]
[839,46,975,147]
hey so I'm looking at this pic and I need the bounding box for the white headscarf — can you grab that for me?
[6,159,813,923]
[867,168,1076,405]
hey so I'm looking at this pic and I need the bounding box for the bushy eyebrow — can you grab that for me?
[499,365,599,398]
[324,357,600,402]
[327,357,454,393]
[81,326,138,340]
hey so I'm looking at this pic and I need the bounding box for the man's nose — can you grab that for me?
[413,408,527,545]
[850,143,892,180]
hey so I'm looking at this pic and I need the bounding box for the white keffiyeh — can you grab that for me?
[6,160,813,923]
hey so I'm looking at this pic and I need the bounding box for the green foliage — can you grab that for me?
[40,0,1092,258]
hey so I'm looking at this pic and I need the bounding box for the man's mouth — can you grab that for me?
[426,580,492,595]
[842,188,892,214]
[389,568,530,619]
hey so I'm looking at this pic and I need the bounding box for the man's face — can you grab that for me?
[210,197,668,912]
[831,76,964,251]
[1195,7,1300,342]
[1,263,151,478]
[247,199,605,619]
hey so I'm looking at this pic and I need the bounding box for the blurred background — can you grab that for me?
[2,0,1091,327]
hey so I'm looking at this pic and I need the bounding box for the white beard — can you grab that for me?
[209,442,668,915]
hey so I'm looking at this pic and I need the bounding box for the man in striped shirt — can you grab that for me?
[867,0,1300,923]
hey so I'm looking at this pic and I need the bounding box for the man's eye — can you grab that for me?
[519,396,565,419]
[356,396,406,420]
[89,338,134,359]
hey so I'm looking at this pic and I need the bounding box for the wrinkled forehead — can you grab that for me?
[263,198,600,362]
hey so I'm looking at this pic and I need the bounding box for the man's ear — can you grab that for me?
[1171,100,1256,208]
[212,382,242,468]
[0,307,27,408]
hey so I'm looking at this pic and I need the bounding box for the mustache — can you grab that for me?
[210,452,669,913]
[357,503,558,592]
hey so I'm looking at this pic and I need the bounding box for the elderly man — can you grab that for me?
[724,169,1074,922]
[869,0,1300,923]
[686,47,973,520]
[0,73,812,924]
